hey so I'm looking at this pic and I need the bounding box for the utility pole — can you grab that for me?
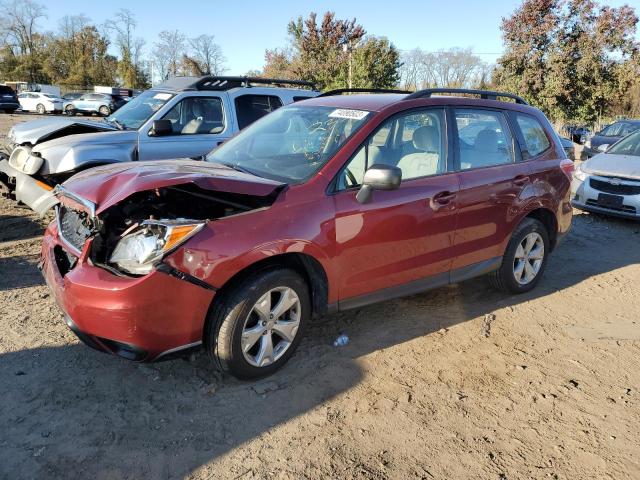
[343,41,353,89]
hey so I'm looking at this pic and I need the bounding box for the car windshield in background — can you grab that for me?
[107,90,174,130]
[207,105,371,182]
[607,130,640,156]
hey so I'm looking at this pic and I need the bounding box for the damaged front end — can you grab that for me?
[54,180,281,280]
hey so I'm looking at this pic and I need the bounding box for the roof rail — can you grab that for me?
[319,88,411,97]
[405,88,528,105]
[156,76,317,92]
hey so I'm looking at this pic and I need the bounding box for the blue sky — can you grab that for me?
[41,0,640,74]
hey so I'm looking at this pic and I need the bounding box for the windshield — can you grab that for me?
[206,105,371,182]
[107,90,174,130]
[607,130,640,156]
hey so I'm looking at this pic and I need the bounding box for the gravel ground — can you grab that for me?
[0,112,639,479]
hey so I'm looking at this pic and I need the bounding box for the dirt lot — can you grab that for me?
[0,112,639,479]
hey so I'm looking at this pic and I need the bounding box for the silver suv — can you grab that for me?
[0,76,318,214]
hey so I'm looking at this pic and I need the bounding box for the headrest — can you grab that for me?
[475,129,499,152]
[413,126,439,152]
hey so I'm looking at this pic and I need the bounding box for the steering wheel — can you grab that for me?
[344,168,358,188]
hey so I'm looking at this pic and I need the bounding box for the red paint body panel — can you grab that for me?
[41,94,572,362]
[41,223,214,359]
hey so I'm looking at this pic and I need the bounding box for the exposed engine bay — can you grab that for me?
[57,184,279,276]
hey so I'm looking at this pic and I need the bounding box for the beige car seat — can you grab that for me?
[396,126,441,178]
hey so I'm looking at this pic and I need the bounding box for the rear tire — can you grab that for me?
[65,105,76,116]
[205,269,310,379]
[488,218,550,294]
[36,104,46,114]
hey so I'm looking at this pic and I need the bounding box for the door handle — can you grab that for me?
[433,191,456,204]
[513,175,530,186]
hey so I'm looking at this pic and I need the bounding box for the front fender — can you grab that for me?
[36,141,136,175]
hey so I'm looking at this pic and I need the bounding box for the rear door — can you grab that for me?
[138,94,231,160]
[450,107,532,272]
[331,107,460,304]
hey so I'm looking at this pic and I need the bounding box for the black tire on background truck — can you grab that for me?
[205,268,310,379]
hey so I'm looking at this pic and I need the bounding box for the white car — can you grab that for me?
[572,129,640,219]
[17,92,63,114]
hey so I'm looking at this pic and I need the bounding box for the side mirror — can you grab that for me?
[597,144,610,153]
[149,119,173,136]
[356,164,402,204]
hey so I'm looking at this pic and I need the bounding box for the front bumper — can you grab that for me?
[571,175,640,220]
[40,223,215,361]
[0,159,58,215]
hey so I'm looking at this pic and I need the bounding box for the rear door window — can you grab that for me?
[235,95,283,129]
[454,109,514,170]
[514,113,551,159]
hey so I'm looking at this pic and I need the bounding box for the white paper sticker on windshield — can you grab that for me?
[153,93,172,100]
[329,109,369,120]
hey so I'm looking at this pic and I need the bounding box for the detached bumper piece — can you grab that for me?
[0,159,58,215]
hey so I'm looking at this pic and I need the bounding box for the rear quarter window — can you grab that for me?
[514,113,551,159]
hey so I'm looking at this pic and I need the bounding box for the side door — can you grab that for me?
[138,94,230,160]
[75,94,90,111]
[450,107,532,272]
[331,107,460,305]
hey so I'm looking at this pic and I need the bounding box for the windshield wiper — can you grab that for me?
[104,117,125,130]
[217,161,260,177]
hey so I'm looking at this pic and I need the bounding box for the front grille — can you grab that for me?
[57,205,94,252]
[586,199,637,214]
[590,178,640,196]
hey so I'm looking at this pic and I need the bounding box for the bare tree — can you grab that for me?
[104,9,145,66]
[0,0,47,81]
[187,34,226,75]
[400,47,488,90]
[152,30,186,81]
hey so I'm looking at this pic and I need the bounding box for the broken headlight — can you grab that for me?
[8,146,43,175]
[109,221,205,275]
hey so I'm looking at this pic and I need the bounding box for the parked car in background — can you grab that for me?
[558,136,576,160]
[17,92,63,114]
[65,93,127,116]
[562,125,590,144]
[0,76,319,214]
[583,120,640,157]
[572,128,640,219]
[0,85,19,113]
[62,92,84,102]
[39,87,572,378]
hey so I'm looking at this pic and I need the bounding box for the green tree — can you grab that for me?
[494,0,639,124]
[262,12,401,90]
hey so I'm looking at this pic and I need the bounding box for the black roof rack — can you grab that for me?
[155,76,317,92]
[405,88,528,105]
[319,88,411,97]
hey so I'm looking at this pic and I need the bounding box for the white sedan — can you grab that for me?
[572,129,640,219]
[17,92,63,114]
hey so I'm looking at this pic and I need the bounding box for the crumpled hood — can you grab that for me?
[61,160,286,214]
[583,153,640,180]
[10,117,117,145]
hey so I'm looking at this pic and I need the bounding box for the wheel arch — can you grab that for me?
[210,252,330,321]
[524,207,558,251]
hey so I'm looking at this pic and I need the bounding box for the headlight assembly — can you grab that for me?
[8,146,44,174]
[573,162,588,182]
[109,221,204,275]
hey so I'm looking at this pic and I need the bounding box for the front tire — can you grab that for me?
[65,105,76,116]
[205,269,310,379]
[488,218,550,294]
[98,105,110,116]
[36,104,46,114]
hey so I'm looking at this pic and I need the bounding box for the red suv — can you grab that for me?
[40,88,573,379]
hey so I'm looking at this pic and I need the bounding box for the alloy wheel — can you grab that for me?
[513,232,544,285]
[36,104,45,114]
[241,287,301,367]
